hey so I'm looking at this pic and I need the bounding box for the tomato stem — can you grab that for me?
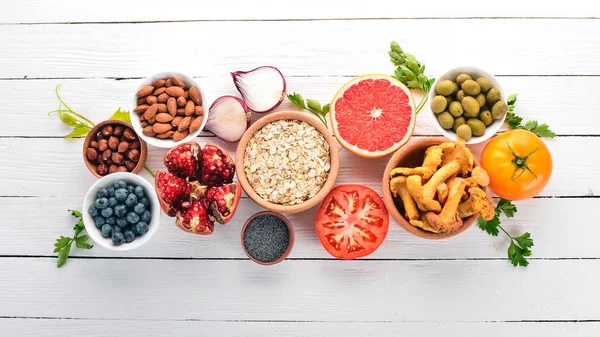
[506,141,539,181]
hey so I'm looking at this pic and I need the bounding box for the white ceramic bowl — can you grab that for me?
[131,72,210,148]
[428,66,506,144]
[82,172,161,251]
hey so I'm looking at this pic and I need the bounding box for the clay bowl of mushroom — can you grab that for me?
[382,137,494,239]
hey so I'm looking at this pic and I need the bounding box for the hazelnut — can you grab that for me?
[98,139,108,152]
[125,160,136,171]
[116,166,128,172]
[90,140,98,149]
[102,149,112,161]
[128,149,140,161]
[109,164,118,174]
[128,140,140,150]
[113,126,124,137]
[108,136,119,150]
[112,152,124,165]
[86,148,98,162]
[101,125,113,137]
[123,128,136,141]
[105,159,114,166]
[96,163,108,175]
[118,141,129,153]
[96,131,104,140]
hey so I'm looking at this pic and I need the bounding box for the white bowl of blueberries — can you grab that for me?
[82,172,161,251]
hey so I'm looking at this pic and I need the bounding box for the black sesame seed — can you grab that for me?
[243,214,290,263]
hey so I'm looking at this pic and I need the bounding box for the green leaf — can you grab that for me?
[390,41,403,54]
[109,107,131,124]
[507,93,518,106]
[514,232,534,250]
[57,242,72,268]
[527,123,556,138]
[505,111,523,129]
[73,219,85,236]
[59,111,81,127]
[54,236,73,253]
[306,99,322,114]
[508,240,531,267]
[522,120,539,130]
[322,103,330,115]
[75,235,94,249]
[497,199,517,218]
[63,125,91,138]
[69,209,83,218]
[287,93,307,110]
[478,216,500,236]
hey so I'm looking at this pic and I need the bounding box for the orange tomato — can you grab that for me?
[481,129,552,200]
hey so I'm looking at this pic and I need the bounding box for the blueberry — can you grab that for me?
[127,212,140,224]
[141,210,152,223]
[94,216,106,228]
[134,222,149,235]
[97,188,109,198]
[101,207,114,218]
[133,203,146,215]
[134,186,145,198]
[114,179,127,189]
[108,186,115,197]
[116,217,128,228]
[108,197,118,207]
[127,185,134,193]
[95,197,109,209]
[107,216,117,225]
[88,205,99,217]
[125,193,138,207]
[101,224,113,238]
[112,225,122,233]
[124,230,136,243]
[115,188,129,201]
[112,231,125,245]
[114,204,128,218]
[140,196,150,208]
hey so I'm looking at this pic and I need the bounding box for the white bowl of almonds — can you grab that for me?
[236,111,340,214]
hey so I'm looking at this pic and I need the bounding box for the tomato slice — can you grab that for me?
[315,185,389,259]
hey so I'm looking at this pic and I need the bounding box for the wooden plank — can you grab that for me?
[0,319,596,337]
[0,258,598,321]
[0,197,596,259]
[2,76,596,137]
[0,137,591,198]
[0,20,599,79]
[0,0,597,23]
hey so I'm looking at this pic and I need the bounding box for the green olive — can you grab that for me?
[461,96,480,118]
[456,73,472,86]
[456,124,472,141]
[492,101,508,119]
[486,88,502,107]
[437,112,454,130]
[431,95,447,113]
[448,101,463,117]
[467,118,486,137]
[475,93,486,107]
[435,80,458,96]
[453,117,466,132]
[445,96,453,105]
[479,110,494,126]
[461,80,481,96]
[456,90,465,102]
[476,77,493,93]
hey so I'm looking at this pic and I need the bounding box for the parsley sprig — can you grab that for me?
[478,199,534,267]
[389,41,435,114]
[53,210,93,268]
[287,92,330,126]
[504,94,556,138]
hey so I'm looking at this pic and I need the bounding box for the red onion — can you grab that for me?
[231,66,286,113]
[204,96,251,143]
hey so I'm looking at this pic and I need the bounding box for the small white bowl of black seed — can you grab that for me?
[241,211,294,265]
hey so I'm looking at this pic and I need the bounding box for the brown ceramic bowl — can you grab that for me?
[235,111,340,214]
[382,137,481,240]
[241,211,295,265]
[83,120,148,178]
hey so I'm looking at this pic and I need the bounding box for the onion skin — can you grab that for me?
[231,66,286,113]
[204,95,251,143]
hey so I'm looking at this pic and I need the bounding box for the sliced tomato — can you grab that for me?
[316,185,389,259]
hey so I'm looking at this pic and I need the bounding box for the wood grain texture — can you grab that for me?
[0,19,599,79]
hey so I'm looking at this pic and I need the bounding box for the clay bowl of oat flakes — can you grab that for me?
[236,111,339,214]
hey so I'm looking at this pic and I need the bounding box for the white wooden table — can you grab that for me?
[1,1,599,336]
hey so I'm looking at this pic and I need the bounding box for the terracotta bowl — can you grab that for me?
[382,137,481,240]
[83,120,148,178]
[235,111,340,214]
[241,211,295,265]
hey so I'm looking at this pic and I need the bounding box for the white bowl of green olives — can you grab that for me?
[428,67,507,144]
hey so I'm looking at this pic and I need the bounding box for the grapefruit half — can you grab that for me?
[330,74,416,158]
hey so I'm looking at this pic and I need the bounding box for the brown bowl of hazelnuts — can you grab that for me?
[83,120,148,178]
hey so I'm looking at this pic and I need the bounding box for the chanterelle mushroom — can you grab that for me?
[390,167,434,180]
[425,178,466,233]
[441,142,473,176]
[465,166,490,187]
[406,160,460,212]
[390,176,420,220]
[458,187,495,220]
[423,145,443,172]
[410,213,439,233]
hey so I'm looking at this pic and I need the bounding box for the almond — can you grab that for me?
[141,121,149,128]
[171,76,186,89]
[165,78,173,87]
[157,103,168,114]
[165,86,185,97]
[137,96,147,105]
[156,131,175,139]
[158,93,170,103]
[185,100,195,116]
[153,123,173,134]
[167,97,177,116]
[146,95,158,105]
[177,96,187,107]
[171,116,184,126]
[189,116,203,133]
[178,117,191,132]
[153,87,166,96]
[148,115,157,124]
[134,104,149,113]
[177,108,185,116]
[144,104,159,120]
[172,130,189,141]
[194,106,204,116]
[152,79,166,88]
[189,87,202,105]
[142,126,156,137]
[183,91,189,99]
[136,86,154,97]
[156,113,174,123]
